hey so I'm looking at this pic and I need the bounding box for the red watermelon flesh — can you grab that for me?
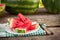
[18,13,26,22]
[10,18,18,29]
[0,4,5,6]
[18,13,32,23]
[11,23,17,29]
[23,23,31,28]
[10,18,24,29]
[26,24,37,32]
[16,21,24,27]
[24,18,32,24]
[9,13,37,33]
[18,23,31,30]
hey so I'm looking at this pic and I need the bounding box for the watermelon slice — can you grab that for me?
[18,13,32,23]
[26,24,37,31]
[8,13,37,33]
[24,18,32,24]
[0,4,5,16]
[18,13,26,22]
[8,18,24,29]
[8,18,18,29]
[0,4,5,12]
[23,23,31,28]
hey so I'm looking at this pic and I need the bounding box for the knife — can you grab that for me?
[39,24,53,35]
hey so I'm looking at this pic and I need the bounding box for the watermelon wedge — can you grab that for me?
[0,4,5,11]
[0,4,5,16]
[26,24,37,32]
[8,18,18,29]
[18,13,26,22]
[8,13,37,33]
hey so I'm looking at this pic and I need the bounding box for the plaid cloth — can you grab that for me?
[0,23,46,37]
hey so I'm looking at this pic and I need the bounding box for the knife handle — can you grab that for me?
[40,24,53,35]
[43,27,53,35]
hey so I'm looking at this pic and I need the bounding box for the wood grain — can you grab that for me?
[26,14,60,26]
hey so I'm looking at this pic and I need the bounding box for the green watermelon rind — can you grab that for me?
[2,0,39,5]
[2,0,39,14]
[42,0,60,13]
[15,28,26,33]
[6,6,38,15]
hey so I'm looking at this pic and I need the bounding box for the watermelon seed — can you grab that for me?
[24,18,27,21]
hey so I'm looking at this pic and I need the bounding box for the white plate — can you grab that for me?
[5,22,40,35]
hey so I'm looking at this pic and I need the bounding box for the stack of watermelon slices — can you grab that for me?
[8,13,37,33]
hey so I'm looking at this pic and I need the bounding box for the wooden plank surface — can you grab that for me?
[0,27,60,40]
[27,14,60,26]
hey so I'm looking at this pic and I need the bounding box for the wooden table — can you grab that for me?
[0,9,60,40]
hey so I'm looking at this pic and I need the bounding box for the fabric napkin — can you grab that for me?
[0,23,46,37]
